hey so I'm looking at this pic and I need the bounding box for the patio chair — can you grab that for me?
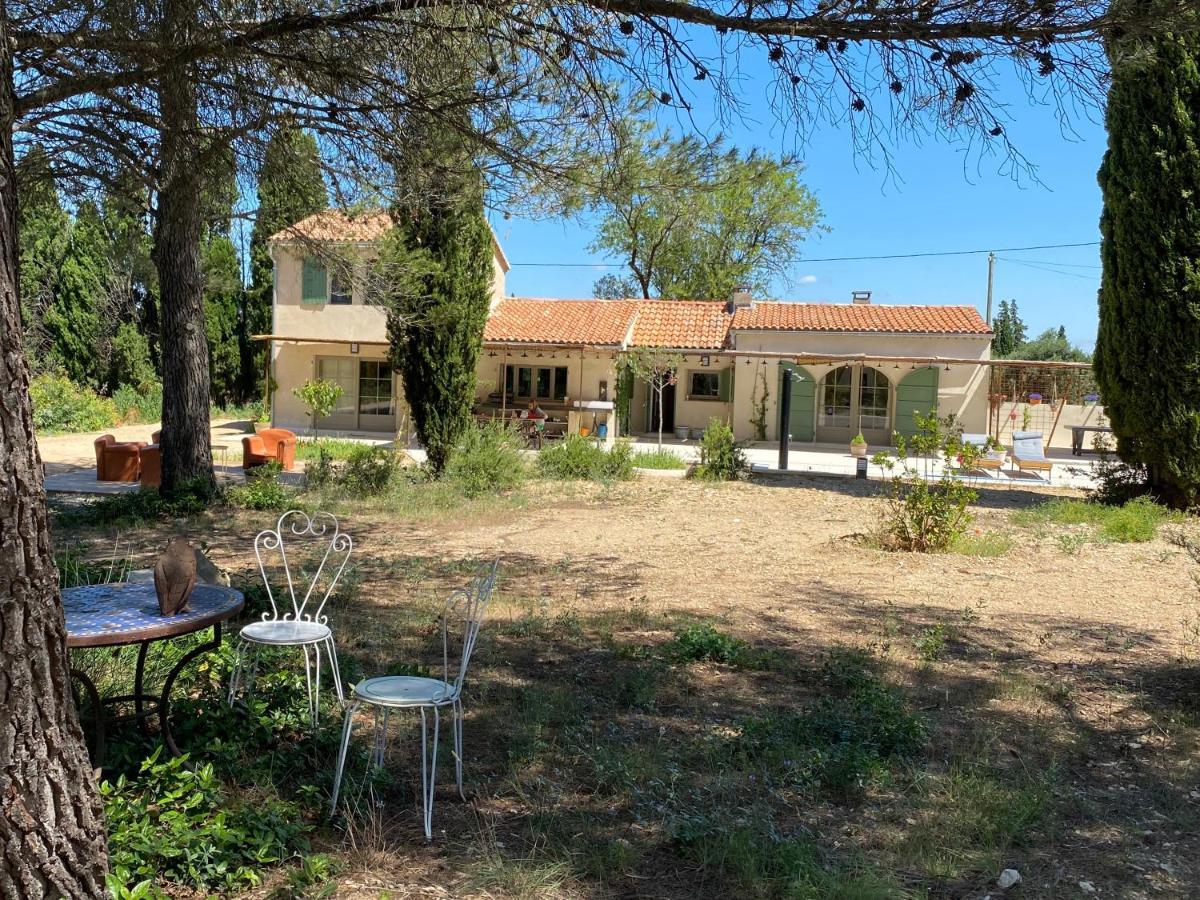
[329,559,499,840]
[139,444,161,488]
[960,433,1005,473]
[94,434,144,482]
[242,428,297,471]
[227,510,352,727]
[1011,431,1053,478]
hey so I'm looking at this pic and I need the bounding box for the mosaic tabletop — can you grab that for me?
[63,582,245,648]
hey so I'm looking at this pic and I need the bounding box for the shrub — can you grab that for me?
[873,412,979,553]
[446,421,527,497]
[670,623,747,664]
[338,444,403,496]
[102,750,309,893]
[1097,496,1176,543]
[302,445,337,490]
[631,449,686,470]
[54,480,213,527]
[538,434,635,481]
[30,371,119,433]
[112,382,163,425]
[227,462,291,511]
[693,418,745,481]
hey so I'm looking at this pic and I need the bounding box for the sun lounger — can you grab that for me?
[1011,431,1053,478]
[960,433,1005,473]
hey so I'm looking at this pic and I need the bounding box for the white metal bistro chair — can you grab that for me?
[329,559,499,839]
[227,509,352,726]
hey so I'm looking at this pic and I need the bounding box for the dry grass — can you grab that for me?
[52,476,1200,898]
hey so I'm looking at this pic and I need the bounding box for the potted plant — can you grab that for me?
[1028,392,1043,406]
[849,432,868,458]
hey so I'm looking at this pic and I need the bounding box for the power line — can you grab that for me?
[997,257,1099,282]
[508,240,1101,267]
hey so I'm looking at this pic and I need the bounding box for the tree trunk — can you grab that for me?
[151,0,215,498]
[0,9,110,895]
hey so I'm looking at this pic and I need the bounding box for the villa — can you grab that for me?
[261,210,1002,446]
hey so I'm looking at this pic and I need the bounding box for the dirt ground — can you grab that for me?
[53,476,1200,898]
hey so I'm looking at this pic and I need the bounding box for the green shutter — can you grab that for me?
[779,364,816,442]
[895,367,940,438]
[301,257,327,304]
[717,367,732,402]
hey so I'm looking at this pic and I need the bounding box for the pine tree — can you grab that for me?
[1096,5,1200,508]
[382,115,493,474]
[242,124,327,399]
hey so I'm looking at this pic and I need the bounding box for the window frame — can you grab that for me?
[505,364,569,402]
[688,370,721,400]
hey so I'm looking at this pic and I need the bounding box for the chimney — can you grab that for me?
[851,290,872,304]
[730,287,754,308]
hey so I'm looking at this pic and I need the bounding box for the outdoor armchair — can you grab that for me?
[241,428,297,471]
[94,434,144,482]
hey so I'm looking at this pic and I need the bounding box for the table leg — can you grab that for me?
[69,667,105,765]
[159,623,223,757]
[134,641,151,737]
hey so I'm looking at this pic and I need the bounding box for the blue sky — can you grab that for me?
[490,57,1108,351]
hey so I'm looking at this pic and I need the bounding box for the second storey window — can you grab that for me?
[330,273,352,305]
[301,257,327,304]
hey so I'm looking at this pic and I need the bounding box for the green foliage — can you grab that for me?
[382,108,493,474]
[55,544,132,588]
[537,434,636,481]
[623,348,684,445]
[110,323,157,390]
[631,448,686,469]
[750,363,770,442]
[43,201,110,386]
[227,462,292,510]
[112,382,163,425]
[693,417,746,481]
[338,445,404,496]
[30,371,119,432]
[850,432,867,446]
[913,625,948,662]
[872,412,979,553]
[102,749,309,893]
[729,662,927,798]
[587,104,823,300]
[990,298,1026,357]
[292,378,344,438]
[948,530,1014,557]
[202,234,244,406]
[1012,496,1181,543]
[244,124,327,398]
[1095,11,1200,509]
[1011,326,1091,362]
[54,482,212,528]
[445,422,527,497]
[670,623,747,664]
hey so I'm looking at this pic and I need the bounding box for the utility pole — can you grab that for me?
[985,252,996,326]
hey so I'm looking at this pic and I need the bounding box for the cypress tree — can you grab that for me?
[242,124,327,399]
[992,298,1013,356]
[15,146,70,360]
[382,116,493,474]
[44,202,110,386]
[1096,4,1200,508]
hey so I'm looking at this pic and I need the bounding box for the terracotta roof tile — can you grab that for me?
[269,210,393,244]
[731,302,991,335]
[630,301,732,349]
[484,299,638,346]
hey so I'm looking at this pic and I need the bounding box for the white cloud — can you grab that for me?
[799,274,819,285]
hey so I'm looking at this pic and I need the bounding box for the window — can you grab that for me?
[316,358,357,417]
[358,361,394,416]
[330,272,352,305]
[689,371,720,399]
[505,365,568,401]
[819,365,852,428]
[859,367,890,431]
[301,258,328,304]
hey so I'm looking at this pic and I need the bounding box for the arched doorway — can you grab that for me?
[815,365,893,444]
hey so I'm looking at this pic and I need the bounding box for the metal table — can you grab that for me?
[65,582,244,760]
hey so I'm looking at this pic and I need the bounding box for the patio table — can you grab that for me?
[65,582,244,761]
[1070,425,1113,456]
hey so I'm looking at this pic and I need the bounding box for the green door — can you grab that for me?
[895,367,939,439]
[779,364,816,442]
